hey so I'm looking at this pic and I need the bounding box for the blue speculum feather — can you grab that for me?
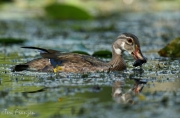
[49,59,62,67]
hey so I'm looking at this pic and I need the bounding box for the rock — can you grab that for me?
[158,37,180,57]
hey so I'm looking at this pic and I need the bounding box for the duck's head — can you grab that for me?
[113,33,147,67]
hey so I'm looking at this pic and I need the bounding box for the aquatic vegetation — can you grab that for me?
[0,38,25,45]
[92,50,112,58]
[45,3,92,20]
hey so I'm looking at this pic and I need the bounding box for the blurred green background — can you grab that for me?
[0,0,180,19]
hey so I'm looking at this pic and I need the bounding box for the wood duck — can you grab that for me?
[12,33,147,73]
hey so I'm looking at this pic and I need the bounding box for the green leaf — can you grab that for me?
[92,50,112,58]
[0,38,25,45]
[45,3,92,20]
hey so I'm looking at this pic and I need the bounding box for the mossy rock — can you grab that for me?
[72,51,90,55]
[92,50,112,58]
[44,3,92,20]
[158,37,180,57]
[0,38,25,45]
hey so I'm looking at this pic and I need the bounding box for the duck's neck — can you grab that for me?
[108,44,126,71]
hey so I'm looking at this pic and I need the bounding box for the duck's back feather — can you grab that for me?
[41,53,110,72]
[13,47,111,72]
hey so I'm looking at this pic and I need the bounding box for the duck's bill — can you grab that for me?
[131,46,147,67]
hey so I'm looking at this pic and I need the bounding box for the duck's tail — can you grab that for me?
[11,64,29,72]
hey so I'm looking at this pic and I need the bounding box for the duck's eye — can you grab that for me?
[127,38,133,43]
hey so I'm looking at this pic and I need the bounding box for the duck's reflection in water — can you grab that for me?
[112,79,147,104]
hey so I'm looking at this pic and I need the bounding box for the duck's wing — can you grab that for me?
[21,47,108,72]
[22,46,68,67]
[13,47,64,72]
[41,52,110,72]
[22,47,104,65]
